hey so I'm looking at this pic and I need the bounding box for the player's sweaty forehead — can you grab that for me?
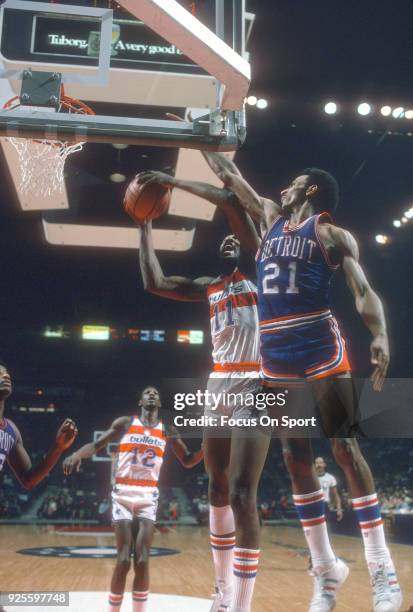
[142,387,160,397]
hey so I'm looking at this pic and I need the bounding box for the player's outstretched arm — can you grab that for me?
[63,416,129,475]
[220,171,280,232]
[165,112,243,178]
[319,224,389,391]
[165,112,271,235]
[139,221,213,301]
[168,426,204,468]
[137,171,260,254]
[8,419,78,490]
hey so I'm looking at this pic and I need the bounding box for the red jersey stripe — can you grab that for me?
[115,477,157,487]
[118,443,164,457]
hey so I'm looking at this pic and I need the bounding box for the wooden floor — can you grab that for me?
[0,525,411,611]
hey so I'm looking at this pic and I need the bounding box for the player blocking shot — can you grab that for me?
[215,163,402,612]
[63,386,203,612]
[0,362,78,488]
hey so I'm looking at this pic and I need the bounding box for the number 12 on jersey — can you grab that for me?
[262,262,299,294]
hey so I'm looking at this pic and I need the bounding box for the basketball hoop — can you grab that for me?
[2,90,95,198]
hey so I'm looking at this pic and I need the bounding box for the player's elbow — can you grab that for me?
[142,274,162,292]
[181,455,196,468]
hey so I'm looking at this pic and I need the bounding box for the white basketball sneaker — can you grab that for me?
[209,585,232,612]
[369,558,403,612]
[308,558,349,612]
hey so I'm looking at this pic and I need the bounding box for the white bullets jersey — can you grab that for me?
[207,269,260,370]
[115,416,166,488]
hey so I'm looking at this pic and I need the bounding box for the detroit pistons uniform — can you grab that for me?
[206,268,260,416]
[256,213,350,385]
[0,418,16,472]
[112,416,166,522]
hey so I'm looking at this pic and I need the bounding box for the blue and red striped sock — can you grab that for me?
[293,489,336,571]
[210,505,235,598]
[232,547,260,612]
[352,493,389,563]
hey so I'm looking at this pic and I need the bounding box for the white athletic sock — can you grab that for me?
[132,590,149,611]
[232,547,260,612]
[293,490,336,571]
[209,505,235,597]
[108,592,123,611]
[352,493,390,564]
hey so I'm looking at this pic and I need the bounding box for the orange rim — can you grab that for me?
[2,86,95,146]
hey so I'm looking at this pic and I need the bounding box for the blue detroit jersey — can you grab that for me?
[256,212,338,323]
[0,418,17,472]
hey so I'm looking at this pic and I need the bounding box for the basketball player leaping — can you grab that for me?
[137,170,268,612]
[63,386,203,612]
[214,164,402,612]
[0,361,78,488]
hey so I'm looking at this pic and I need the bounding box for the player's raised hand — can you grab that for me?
[63,452,82,476]
[56,419,78,451]
[136,170,175,187]
[370,333,389,392]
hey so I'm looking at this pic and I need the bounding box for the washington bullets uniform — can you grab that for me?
[0,418,16,473]
[256,213,350,384]
[112,416,166,522]
[206,268,260,416]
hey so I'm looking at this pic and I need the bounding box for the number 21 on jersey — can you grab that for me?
[262,262,299,294]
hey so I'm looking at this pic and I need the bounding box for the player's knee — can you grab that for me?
[331,438,360,467]
[208,475,229,505]
[135,544,151,565]
[116,553,131,574]
[282,443,312,478]
[229,478,256,518]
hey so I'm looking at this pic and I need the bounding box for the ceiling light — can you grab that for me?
[393,220,401,228]
[375,234,389,245]
[404,109,413,120]
[324,102,337,115]
[392,107,404,118]
[247,95,258,106]
[112,144,129,150]
[256,99,268,109]
[110,172,127,183]
[357,103,372,116]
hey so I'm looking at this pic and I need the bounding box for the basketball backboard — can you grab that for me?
[0,0,254,250]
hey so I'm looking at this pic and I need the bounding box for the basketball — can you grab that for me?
[123,178,171,224]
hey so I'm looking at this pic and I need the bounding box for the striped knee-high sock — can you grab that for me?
[210,505,235,597]
[108,592,123,611]
[293,489,336,572]
[352,493,389,564]
[132,590,149,611]
[232,547,260,612]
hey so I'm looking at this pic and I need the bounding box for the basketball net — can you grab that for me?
[3,91,95,198]
[7,138,84,197]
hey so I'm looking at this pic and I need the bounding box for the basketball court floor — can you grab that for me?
[0,525,411,611]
